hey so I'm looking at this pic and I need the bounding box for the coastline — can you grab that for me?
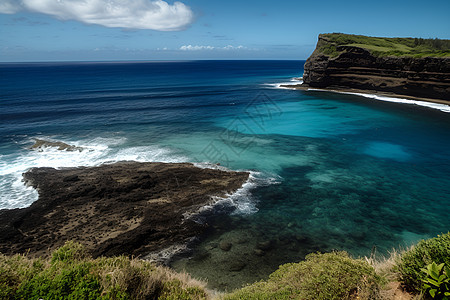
[280,84,450,113]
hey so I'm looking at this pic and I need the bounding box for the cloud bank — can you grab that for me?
[0,0,194,31]
[180,45,246,51]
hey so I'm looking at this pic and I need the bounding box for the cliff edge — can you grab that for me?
[301,33,450,102]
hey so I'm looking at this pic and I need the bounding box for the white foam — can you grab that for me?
[0,136,188,209]
[263,77,303,89]
[308,89,450,113]
[185,169,281,216]
[144,239,195,264]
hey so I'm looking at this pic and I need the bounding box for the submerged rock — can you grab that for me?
[219,241,232,251]
[256,241,272,251]
[0,161,249,258]
[254,249,265,256]
[229,260,246,272]
[30,139,83,152]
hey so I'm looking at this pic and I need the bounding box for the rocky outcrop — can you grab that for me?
[30,139,83,152]
[301,34,450,101]
[0,162,249,258]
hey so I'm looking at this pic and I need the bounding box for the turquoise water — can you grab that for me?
[1,61,449,290]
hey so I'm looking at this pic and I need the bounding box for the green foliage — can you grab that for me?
[421,262,450,299]
[0,242,207,300]
[51,240,88,263]
[317,33,450,58]
[15,262,102,300]
[396,232,450,294]
[224,251,384,300]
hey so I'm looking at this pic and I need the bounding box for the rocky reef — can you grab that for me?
[30,138,84,152]
[299,34,450,102]
[0,161,249,258]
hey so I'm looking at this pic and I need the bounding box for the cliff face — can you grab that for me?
[303,35,450,101]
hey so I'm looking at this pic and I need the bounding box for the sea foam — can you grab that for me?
[192,163,281,215]
[0,136,188,209]
[308,89,450,113]
[263,77,303,89]
[0,136,273,215]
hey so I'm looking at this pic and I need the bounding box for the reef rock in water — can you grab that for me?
[0,161,249,258]
[30,139,84,152]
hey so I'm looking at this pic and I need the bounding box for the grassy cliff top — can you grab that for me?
[318,33,450,58]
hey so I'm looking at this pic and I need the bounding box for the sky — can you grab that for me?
[1,0,449,62]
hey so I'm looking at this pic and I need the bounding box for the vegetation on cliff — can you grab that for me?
[0,241,207,300]
[224,251,384,300]
[318,33,450,58]
[396,233,450,294]
[1,233,449,299]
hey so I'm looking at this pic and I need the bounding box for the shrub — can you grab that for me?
[421,262,450,299]
[0,241,207,300]
[224,251,384,300]
[396,232,450,294]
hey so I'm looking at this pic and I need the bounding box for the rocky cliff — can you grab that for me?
[302,34,450,101]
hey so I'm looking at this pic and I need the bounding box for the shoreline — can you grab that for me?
[281,84,450,112]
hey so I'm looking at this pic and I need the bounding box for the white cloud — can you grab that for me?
[180,45,247,51]
[0,0,194,31]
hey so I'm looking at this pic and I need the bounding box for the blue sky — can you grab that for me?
[1,0,449,62]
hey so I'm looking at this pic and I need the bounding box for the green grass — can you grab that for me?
[317,33,450,58]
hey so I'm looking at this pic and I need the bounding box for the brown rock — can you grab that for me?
[0,161,249,258]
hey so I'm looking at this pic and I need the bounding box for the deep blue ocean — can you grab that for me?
[1,60,450,290]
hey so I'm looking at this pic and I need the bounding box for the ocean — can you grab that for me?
[1,60,450,290]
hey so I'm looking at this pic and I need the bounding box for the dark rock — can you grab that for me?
[219,241,232,251]
[30,139,83,152]
[235,237,249,244]
[295,235,307,242]
[192,249,211,261]
[63,175,79,182]
[256,240,272,251]
[229,260,246,272]
[254,249,265,256]
[0,161,249,258]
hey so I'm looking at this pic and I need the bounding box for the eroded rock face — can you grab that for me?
[302,35,450,101]
[0,162,249,258]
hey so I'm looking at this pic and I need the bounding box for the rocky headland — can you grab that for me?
[287,33,450,103]
[0,161,249,258]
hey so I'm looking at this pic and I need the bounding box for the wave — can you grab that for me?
[191,163,281,215]
[308,89,450,113]
[0,136,188,209]
[0,136,280,215]
[263,77,303,89]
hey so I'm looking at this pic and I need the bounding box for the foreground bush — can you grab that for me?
[0,241,207,300]
[396,232,450,294]
[224,251,384,300]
